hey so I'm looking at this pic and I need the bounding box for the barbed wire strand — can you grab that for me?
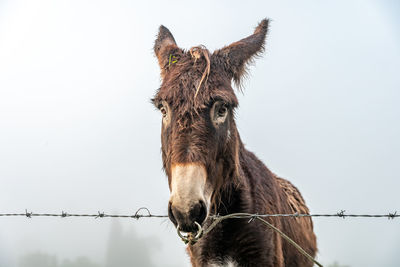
[0,209,397,219]
[1,209,398,267]
[0,208,169,219]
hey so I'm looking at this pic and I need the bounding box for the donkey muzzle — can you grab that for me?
[169,163,210,232]
[169,200,207,232]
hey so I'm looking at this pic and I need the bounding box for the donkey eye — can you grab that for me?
[211,101,229,128]
[217,104,228,117]
[158,100,170,122]
[160,106,167,117]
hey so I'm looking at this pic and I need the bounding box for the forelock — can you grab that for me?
[154,47,238,116]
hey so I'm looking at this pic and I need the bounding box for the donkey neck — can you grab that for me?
[214,134,279,216]
[196,141,276,266]
[213,139,256,216]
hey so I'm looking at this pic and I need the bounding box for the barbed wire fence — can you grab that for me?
[0,208,398,219]
[1,208,398,267]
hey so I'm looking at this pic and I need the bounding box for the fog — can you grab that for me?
[0,1,399,266]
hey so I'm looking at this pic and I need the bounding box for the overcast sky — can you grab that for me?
[0,1,399,266]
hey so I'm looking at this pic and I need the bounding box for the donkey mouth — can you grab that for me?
[168,213,203,233]
[179,224,196,233]
[168,201,207,233]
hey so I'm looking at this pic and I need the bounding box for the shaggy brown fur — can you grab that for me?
[152,19,317,267]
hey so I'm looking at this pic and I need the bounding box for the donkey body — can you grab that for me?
[152,19,317,267]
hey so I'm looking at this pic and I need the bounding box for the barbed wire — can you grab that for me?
[1,208,398,267]
[0,208,168,219]
[213,210,399,219]
[0,208,398,219]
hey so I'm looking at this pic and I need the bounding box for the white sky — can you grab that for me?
[0,1,399,266]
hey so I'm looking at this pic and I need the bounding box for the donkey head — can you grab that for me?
[152,20,269,232]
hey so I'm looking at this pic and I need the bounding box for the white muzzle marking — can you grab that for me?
[170,163,210,213]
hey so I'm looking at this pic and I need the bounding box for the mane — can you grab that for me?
[189,46,211,98]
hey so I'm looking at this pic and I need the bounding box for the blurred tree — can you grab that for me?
[328,261,350,267]
[16,221,160,267]
[18,253,102,267]
[105,220,156,267]
[59,256,102,267]
[18,252,58,267]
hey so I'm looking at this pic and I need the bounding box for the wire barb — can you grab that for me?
[25,209,32,218]
[388,211,397,220]
[247,214,257,223]
[95,211,105,219]
[337,210,346,219]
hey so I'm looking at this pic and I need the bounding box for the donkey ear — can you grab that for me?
[214,19,269,85]
[154,25,179,75]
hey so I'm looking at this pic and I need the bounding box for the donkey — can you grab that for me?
[152,19,317,267]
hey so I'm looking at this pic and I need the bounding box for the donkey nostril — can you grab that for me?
[198,200,207,224]
[168,202,177,226]
[190,200,207,225]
